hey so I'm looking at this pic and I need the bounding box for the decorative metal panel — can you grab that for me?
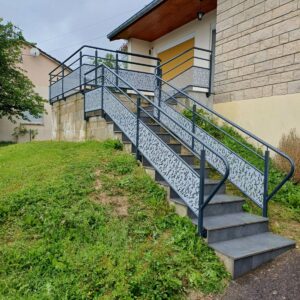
[50,66,156,101]
[159,101,264,207]
[85,87,103,112]
[102,87,201,215]
[50,79,63,99]
[118,69,156,91]
[166,66,210,91]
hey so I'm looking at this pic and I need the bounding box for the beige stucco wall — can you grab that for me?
[0,45,61,142]
[52,93,114,142]
[214,93,300,147]
[127,10,216,72]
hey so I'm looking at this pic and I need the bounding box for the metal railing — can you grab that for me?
[49,45,294,218]
[155,47,213,96]
[154,75,295,217]
[84,64,230,237]
[49,45,160,101]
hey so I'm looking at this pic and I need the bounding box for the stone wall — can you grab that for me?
[52,93,114,142]
[214,0,300,103]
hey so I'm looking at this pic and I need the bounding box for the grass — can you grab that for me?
[0,141,229,299]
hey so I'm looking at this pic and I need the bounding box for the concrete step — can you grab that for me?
[188,194,245,218]
[166,178,226,197]
[179,154,199,165]
[194,212,269,244]
[156,133,178,143]
[210,232,296,278]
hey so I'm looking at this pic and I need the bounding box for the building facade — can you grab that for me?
[108,0,300,147]
[0,45,61,142]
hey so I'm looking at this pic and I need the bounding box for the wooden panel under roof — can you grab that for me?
[108,0,217,42]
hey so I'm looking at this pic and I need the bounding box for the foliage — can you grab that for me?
[275,129,300,183]
[183,109,300,214]
[0,141,228,299]
[0,19,45,122]
[12,125,38,142]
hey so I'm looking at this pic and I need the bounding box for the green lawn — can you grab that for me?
[0,141,228,299]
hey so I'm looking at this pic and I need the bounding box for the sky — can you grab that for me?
[0,0,150,61]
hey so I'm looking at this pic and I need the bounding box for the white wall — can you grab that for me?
[127,10,216,72]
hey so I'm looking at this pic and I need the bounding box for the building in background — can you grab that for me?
[107,0,300,147]
[0,44,61,143]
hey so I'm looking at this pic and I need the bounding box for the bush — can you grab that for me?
[275,129,300,183]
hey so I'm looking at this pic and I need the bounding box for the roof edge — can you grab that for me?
[107,0,165,41]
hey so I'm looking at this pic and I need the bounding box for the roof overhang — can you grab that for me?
[107,0,217,42]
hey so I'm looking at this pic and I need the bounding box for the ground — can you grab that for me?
[0,141,228,299]
[0,141,299,299]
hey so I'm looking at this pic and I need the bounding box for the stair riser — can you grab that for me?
[207,222,269,244]
[155,169,209,182]
[180,155,199,165]
[217,244,295,279]
[148,125,166,134]
[188,201,245,219]
[157,134,177,144]
[114,131,131,143]
[170,183,225,199]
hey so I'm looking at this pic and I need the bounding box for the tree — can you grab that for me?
[0,18,45,122]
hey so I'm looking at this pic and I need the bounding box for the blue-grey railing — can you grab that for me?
[49,45,160,102]
[84,64,230,237]
[154,75,295,217]
[49,45,294,219]
[155,47,213,96]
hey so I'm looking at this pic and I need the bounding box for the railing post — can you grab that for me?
[79,51,83,91]
[101,66,104,117]
[136,96,141,161]
[62,65,65,99]
[156,66,162,122]
[192,104,196,150]
[95,50,98,86]
[263,149,270,218]
[207,53,213,98]
[116,53,119,88]
[83,75,87,121]
[198,148,206,237]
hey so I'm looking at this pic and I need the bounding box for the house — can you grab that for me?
[48,0,297,278]
[107,0,300,147]
[0,44,62,143]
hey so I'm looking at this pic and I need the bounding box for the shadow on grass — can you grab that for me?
[0,141,15,148]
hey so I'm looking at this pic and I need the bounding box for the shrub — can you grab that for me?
[275,129,300,183]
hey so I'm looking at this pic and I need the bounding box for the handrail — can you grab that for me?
[85,64,230,236]
[50,45,160,76]
[155,74,295,216]
[157,46,212,70]
[160,89,264,160]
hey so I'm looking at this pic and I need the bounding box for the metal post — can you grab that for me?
[83,75,87,121]
[62,65,65,99]
[95,50,98,86]
[207,53,213,98]
[192,104,196,150]
[198,149,206,237]
[136,96,141,161]
[263,149,270,217]
[79,51,83,91]
[116,53,119,88]
[101,66,104,117]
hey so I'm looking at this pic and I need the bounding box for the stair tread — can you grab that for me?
[210,232,295,259]
[208,194,244,204]
[202,212,268,230]
[170,194,243,207]
[158,178,221,186]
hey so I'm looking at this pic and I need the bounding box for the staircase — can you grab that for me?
[49,47,295,279]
